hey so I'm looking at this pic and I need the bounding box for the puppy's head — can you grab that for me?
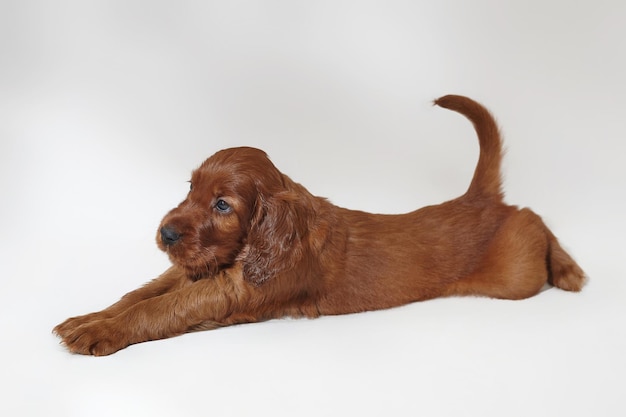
[157,147,310,284]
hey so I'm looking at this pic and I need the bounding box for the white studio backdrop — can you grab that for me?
[1,1,625,416]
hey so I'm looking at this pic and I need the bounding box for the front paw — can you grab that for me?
[60,318,129,356]
[53,312,109,339]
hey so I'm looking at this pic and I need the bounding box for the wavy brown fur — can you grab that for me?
[54,95,585,355]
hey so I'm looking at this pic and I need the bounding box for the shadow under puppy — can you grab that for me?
[54,95,585,356]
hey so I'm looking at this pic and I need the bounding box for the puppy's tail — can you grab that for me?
[434,95,503,200]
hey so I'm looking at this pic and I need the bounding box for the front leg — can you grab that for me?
[53,266,189,339]
[59,271,251,355]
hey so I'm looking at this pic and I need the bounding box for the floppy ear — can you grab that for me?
[242,190,310,286]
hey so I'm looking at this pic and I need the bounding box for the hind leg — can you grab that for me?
[447,208,550,300]
[545,230,586,291]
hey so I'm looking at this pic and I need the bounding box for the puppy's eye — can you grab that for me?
[188,181,193,191]
[215,199,232,213]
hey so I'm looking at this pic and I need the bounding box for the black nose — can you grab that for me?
[160,226,181,246]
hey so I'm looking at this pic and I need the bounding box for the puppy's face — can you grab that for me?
[156,148,269,279]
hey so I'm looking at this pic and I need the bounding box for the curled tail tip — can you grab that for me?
[432,96,449,109]
[433,94,452,104]
[433,94,469,108]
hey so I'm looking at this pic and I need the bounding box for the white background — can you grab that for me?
[2,1,625,416]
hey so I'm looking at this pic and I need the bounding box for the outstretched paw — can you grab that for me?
[58,318,129,356]
[53,312,110,339]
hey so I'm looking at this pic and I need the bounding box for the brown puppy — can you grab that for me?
[54,95,585,356]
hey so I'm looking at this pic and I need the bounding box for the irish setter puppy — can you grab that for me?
[54,95,585,355]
